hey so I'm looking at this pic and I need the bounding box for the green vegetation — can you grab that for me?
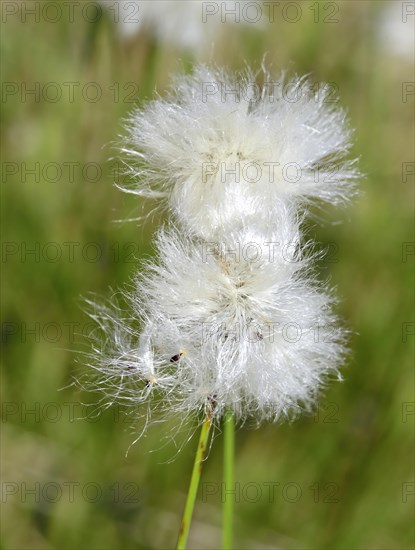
[2,2,413,548]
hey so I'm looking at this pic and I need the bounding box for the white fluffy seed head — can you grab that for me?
[85,64,357,434]
[122,65,359,237]
[104,0,214,47]
[99,1,264,50]
[85,213,347,425]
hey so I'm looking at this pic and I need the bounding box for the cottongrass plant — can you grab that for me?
[98,1,264,51]
[85,65,359,549]
[122,65,359,237]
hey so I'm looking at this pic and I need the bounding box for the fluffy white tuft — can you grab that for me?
[85,65,358,433]
[98,1,262,50]
[85,212,346,425]
[122,65,359,237]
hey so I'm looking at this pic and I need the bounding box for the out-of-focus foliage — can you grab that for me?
[1,1,413,548]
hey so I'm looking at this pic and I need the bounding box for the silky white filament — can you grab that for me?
[85,65,358,429]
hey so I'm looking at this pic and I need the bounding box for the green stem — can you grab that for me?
[223,409,235,550]
[176,415,212,550]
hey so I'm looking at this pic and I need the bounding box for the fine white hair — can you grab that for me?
[85,215,347,425]
[85,65,358,431]
[122,65,359,237]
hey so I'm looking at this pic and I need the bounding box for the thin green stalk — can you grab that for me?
[176,415,212,550]
[223,409,235,550]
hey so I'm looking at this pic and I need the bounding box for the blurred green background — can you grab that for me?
[1,1,414,549]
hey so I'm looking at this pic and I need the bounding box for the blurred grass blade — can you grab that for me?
[223,409,235,550]
[176,415,212,550]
